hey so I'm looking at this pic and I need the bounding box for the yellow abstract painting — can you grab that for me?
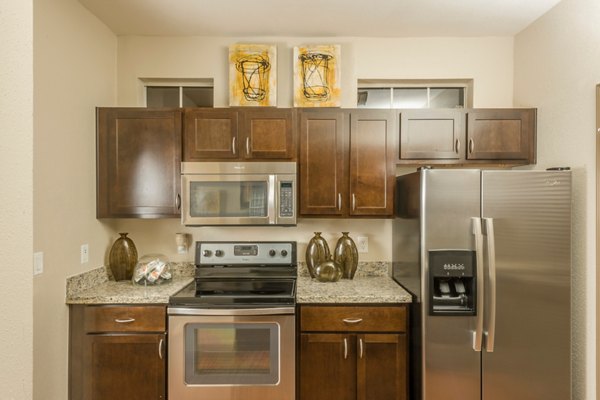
[293,44,341,107]
[229,44,277,107]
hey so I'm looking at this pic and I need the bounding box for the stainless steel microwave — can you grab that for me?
[181,162,297,226]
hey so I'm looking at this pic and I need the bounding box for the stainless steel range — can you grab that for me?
[168,241,297,400]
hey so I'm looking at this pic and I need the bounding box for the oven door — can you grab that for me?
[168,307,295,400]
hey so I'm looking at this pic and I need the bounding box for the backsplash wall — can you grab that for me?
[103,218,393,263]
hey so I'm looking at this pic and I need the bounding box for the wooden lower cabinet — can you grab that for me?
[299,305,408,400]
[69,305,167,400]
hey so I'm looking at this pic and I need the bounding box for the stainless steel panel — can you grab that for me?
[182,161,297,175]
[421,169,481,400]
[481,170,571,400]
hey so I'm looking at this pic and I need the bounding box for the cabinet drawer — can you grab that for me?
[300,305,406,332]
[84,305,166,333]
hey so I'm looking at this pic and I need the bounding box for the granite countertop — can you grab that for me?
[65,261,412,305]
[65,263,195,305]
[296,275,412,303]
[296,261,412,304]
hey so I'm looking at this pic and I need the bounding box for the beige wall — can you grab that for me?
[514,0,599,398]
[117,36,514,108]
[112,35,515,263]
[33,0,117,398]
[0,1,33,399]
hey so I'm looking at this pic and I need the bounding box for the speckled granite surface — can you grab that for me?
[297,262,410,303]
[66,261,411,304]
[66,263,195,304]
[296,275,412,303]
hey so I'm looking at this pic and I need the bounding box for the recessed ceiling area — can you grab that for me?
[78,0,562,37]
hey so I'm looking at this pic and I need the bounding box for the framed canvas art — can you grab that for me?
[293,44,341,107]
[229,44,277,107]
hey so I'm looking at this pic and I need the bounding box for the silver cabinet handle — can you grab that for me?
[338,193,342,210]
[114,318,135,323]
[469,138,474,154]
[455,138,461,153]
[232,137,237,155]
[359,338,364,359]
[343,337,348,359]
[352,193,356,211]
[483,218,497,352]
[342,318,363,324]
[246,137,250,156]
[158,338,164,359]
[471,217,484,352]
[176,194,181,210]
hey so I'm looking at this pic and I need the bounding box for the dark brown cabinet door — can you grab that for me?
[357,334,407,400]
[466,109,536,161]
[349,110,395,216]
[242,108,296,159]
[83,334,166,400]
[183,108,239,160]
[299,110,346,216]
[400,109,464,160]
[97,108,182,218]
[300,333,356,400]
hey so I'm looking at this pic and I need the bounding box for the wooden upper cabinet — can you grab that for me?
[399,109,464,160]
[183,108,296,161]
[466,109,536,161]
[183,108,239,160]
[242,108,296,159]
[299,109,346,216]
[97,108,182,218]
[350,110,395,216]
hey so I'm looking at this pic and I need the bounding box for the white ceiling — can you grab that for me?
[78,0,562,37]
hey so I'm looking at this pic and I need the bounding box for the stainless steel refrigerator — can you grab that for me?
[392,168,571,400]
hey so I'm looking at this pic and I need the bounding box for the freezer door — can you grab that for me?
[481,170,571,400]
[421,169,481,400]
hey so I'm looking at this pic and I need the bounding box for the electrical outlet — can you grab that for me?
[81,244,89,264]
[33,252,44,275]
[357,236,369,253]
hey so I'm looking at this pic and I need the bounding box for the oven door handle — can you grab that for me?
[167,307,296,316]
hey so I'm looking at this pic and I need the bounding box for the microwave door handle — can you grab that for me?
[268,175,276,224]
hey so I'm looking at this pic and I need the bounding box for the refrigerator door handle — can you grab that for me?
[472,217,485,352]
[483,217,497,352]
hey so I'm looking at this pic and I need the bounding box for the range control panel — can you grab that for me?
[196,241,296,266]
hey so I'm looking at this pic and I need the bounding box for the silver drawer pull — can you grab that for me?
[342,318,363,324]
[114,318,135,323]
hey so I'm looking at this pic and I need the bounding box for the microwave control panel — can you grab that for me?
[279,181,294,217]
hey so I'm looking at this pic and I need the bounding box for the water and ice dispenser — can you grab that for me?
[428,250,476,316]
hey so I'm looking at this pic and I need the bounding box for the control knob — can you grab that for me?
[215,250,223,257]
[269,249,277,257]
[202,250,212,257]
[281,249,288,257]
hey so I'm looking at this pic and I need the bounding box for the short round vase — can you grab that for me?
[305,232,331,278]
[315,257,343,282]
[109,233,138,281]
[334,232,359,279]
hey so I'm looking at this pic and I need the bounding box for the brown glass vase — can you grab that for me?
[334,232,359,279]
[305,232,330,278]
[109,233,138,281]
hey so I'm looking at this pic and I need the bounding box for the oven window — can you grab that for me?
[184,322,280,385]
[189,181,269,218]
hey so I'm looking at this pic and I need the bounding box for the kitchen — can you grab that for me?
[1,0,597,399]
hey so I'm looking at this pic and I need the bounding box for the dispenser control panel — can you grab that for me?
[428,250,476,316]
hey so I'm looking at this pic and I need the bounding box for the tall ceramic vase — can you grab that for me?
[109,233,138,281]
[305,232,330,278]
[334,232,359,279]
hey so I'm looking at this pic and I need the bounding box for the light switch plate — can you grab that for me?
[33,252,44,275]
[357,236,368,253]
[81,244,89,264]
